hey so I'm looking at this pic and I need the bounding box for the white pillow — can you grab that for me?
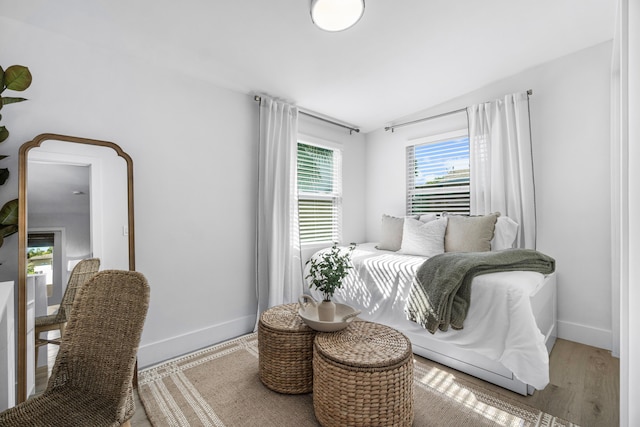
[399,217,447,257]
[418,213,438,223]
[491,216,519,250]
[375,214,418,251]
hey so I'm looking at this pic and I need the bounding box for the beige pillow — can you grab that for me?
[444,212,500,252]
[376,214,418,251]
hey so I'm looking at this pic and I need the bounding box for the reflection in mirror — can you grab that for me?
[17,134,134,403]
[28,162,90,308]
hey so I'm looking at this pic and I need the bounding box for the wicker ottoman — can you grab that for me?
[258,303,317,394]
[313,321,414,427]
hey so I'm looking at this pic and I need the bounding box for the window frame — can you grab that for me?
[297,136,343,247]
[405,129,470,216]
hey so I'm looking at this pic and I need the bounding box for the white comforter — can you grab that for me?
[306,243,550,389]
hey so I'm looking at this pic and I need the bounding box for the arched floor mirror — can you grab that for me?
[17,133,135,403]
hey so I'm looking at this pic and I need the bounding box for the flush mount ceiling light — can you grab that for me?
[310,0,365,32]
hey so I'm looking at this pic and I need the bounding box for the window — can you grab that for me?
[297,142,342,244]
[406,131,470,215]
[27,233,54,279]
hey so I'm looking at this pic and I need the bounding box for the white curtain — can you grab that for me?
[467,91,536,249]
[256,95,304,324]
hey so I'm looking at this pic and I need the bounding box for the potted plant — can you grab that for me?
[305,242,355,321]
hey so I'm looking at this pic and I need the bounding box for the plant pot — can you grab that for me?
[317,300,336,322]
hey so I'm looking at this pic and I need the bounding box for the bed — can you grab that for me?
[305,214,557,396]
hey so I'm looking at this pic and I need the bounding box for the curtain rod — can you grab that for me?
[385,89,533,132]
[254,95,360,134]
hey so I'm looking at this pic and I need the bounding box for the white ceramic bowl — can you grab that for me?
[298,296,361,332]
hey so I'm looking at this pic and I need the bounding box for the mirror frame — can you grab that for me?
[17,133,135,403]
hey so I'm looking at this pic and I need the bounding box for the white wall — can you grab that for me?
[617,0,640,424]
[0,18,257,367]
[0,17,368,368]
[364,41,613,351]
[629,0,640,420]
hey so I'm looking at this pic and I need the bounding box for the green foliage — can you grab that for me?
[297,143,334,193]
[0,65,32,143]
[28,247,52,273]
[0,168,9,185]
[28,247,53,258]
[0,64,31,250]
[0,198,18,248]
[306,242,356,301]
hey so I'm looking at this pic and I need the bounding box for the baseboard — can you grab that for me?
[136,316,612,369]
[137,314,256,369]
[557,319,612,351]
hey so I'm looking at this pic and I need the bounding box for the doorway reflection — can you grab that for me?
[28,160,92,382]
[27,235,54,377]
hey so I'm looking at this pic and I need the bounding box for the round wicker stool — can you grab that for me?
[313,321,414,427]
[258,303,317,394]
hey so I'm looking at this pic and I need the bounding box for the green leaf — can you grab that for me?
[0,198,18,226]
[1,96,28,106]
[0,66,4,89]
[4,65,32,91]
[0,168,8,185]
[0,155,8,161]
[0,224,18,238]
[0,126,8,143]
[306,243,355,300]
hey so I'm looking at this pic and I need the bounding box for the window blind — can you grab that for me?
[406,136,470,215]
[28,233,55,247]
[297,143,342,244]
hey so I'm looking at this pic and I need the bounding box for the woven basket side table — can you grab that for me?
[313,321,414,427]
[258,303,317,394]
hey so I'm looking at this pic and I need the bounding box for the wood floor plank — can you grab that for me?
[581,346,620,427]
[545,338,590,424]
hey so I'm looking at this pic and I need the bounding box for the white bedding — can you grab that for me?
[306,242,550,390]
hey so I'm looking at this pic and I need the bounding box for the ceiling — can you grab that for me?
[28,162,90,217]
[2,0,617,132]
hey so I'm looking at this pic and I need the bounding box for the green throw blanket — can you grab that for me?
[406,249,556,334]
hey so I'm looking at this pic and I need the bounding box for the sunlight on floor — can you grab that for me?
[416,364,532,427]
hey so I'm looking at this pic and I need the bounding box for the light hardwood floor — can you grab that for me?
[430,338,620,427]
[124,338,618,427]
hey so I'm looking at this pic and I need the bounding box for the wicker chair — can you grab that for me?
[34,257,101,367]
[0,270,150,426]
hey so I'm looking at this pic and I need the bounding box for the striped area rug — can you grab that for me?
[137,333,579,427]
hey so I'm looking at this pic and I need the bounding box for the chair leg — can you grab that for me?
[35,324,64,372]
[35,333,39,369]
